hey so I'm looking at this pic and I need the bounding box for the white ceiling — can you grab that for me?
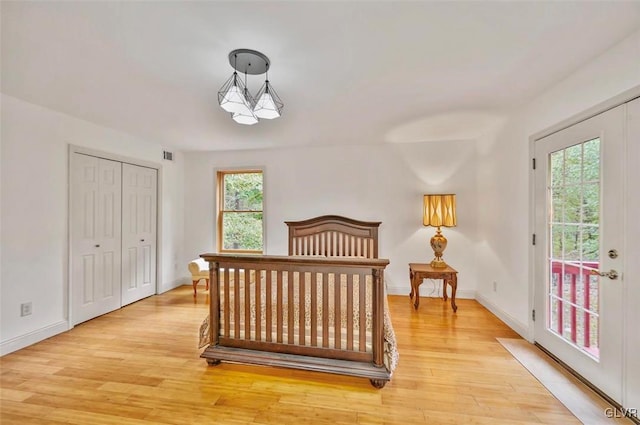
[2,1,640,151]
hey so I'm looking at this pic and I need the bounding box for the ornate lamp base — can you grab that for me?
[429,227,448,268]
[430,259,447,268]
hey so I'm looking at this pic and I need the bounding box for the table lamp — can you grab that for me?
[423,194,457,268]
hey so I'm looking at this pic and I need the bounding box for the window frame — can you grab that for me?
[216,169,265,254]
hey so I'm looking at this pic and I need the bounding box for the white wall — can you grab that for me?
[183,141,478,298]
[475,29,640,408]
[476,28,640,331]
[0,94,185,354]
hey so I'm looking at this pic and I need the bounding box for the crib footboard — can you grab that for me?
[199,253,390,388]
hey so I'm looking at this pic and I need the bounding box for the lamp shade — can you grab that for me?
[218,72,253,114]
[232,111,259,125]
[231,87,259,125]
[253,80,283,119]
[423,194,456,227]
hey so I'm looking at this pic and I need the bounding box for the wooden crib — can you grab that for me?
[199,215,396,388]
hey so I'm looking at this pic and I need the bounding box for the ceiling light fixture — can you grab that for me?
[218,49,283,125]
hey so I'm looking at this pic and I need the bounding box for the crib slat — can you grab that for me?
[233,268,240,339]
[334,273,341,350]
[244,269,251,340]
[288,271,294,344]
[277,270,283,344]
[266,270,272,342]
[311,272,317,347]
[210,262,220,346]
[299,272,306,346]
[343,236,347,256]
[347,274,354,351]
[255,269,261,342]
[372,269,383,367]
[223,268,230,338]
[329,232,334,256]
[322,272,329,348]
[359,273,366,352]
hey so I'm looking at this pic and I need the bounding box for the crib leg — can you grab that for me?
[206,358,221,366]
[369,379,387,389]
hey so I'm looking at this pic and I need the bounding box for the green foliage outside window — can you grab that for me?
[550,138,600,262]
[220,172,263,251]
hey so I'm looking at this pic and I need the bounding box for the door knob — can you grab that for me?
[140,239,145,242]
[592,269,618,280]
[95,244,100,248]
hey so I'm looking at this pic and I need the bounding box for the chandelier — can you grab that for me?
[218,49,284,125]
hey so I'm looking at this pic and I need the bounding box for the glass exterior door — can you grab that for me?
[534,105,624,403]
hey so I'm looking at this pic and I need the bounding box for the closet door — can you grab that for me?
[121,163,157,306]
[71,153,122,325]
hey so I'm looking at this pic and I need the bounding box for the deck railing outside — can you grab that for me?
[549,259,599,357]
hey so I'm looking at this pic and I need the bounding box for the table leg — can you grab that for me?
[409,269,415,300]
[450,274,458,312]
[409,270,420,309]
[443,277,448,301]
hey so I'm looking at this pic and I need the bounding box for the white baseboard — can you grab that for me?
[1,320,69,356]
[475,293,529,339]
[159,277,190,294]
[386,282,475,299]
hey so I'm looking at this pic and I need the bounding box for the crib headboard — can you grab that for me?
[285,215,380,258]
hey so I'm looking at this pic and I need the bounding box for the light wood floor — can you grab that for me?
[498,338,633,424]
[1,286,585,424]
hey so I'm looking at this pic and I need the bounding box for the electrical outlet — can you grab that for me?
[20,302,32,317]
[493,281,498,292]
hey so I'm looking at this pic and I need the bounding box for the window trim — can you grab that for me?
[216,169,265,254]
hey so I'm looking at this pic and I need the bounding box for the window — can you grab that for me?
[216,170,264,253]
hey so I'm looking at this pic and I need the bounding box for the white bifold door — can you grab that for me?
[71,153,157,325]
[71,155,123,325]
[121,163,157,306]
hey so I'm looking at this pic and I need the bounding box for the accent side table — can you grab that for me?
[409,263,458,312]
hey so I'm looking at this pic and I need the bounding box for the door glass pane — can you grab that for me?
[547,138,600,359]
